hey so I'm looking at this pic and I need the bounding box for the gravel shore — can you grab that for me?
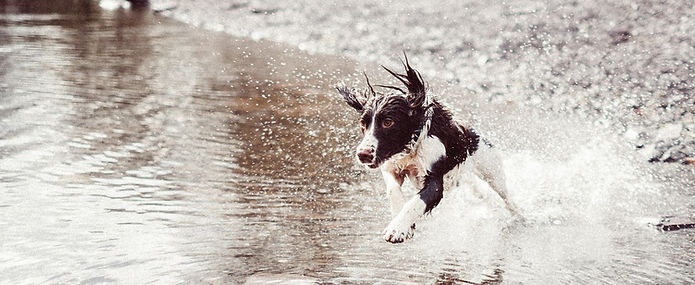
[151,0,695,164]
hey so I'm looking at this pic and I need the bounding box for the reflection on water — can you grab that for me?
[1,1,694,284]
[0,1,360,283]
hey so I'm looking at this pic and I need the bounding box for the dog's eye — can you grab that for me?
[382,118,394,128]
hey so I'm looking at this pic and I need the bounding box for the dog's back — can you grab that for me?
[338,56,522,242]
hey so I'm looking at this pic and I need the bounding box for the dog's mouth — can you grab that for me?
[357,157,381,169]
[360,151,401,169]
[363,157,384,169]
[357,148,403,169]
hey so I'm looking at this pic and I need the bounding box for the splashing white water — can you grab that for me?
[429,100,677,227]
[98,0,131,10]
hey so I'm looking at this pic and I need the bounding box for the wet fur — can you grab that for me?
[338,56,520,243]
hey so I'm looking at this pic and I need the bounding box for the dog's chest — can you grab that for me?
[384,135,451,189]
[387,155,465,193]
[384,153,426,189]
[384,136,470,192]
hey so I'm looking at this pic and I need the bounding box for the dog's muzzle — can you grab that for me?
[357,147,376,167]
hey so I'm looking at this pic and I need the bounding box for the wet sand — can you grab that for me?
[153,0,695,164]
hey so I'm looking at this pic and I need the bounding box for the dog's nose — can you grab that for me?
[357,148,374,164]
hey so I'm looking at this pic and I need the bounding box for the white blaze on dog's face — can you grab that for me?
[352,94,423,168]
[337,60,429,169]
[355,111,379,167]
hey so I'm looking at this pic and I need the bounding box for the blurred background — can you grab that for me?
[1,0,693,284]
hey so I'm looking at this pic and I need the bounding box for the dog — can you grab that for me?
[337,55,522,243]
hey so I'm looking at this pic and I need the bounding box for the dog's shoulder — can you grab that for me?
[426,102,479,174]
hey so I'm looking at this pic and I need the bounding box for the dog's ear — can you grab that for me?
[382,53,427,109]
[336,84,366,112]
[336,72,377,112]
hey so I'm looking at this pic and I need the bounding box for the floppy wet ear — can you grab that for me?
[336,84,366,112]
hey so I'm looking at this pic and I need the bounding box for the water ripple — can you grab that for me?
[1,1,694,284]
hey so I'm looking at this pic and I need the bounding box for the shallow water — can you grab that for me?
[1,1,694,284]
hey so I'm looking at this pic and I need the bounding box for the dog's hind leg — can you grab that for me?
[473,146,523,217]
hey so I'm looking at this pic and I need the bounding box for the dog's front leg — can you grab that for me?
[381,168,405,218]
[382,173,444,243]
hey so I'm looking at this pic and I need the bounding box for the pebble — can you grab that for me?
[152,0,695,164]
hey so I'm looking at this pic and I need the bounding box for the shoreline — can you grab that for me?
[150,0,695,164]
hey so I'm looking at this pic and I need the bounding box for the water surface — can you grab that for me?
[1,2,694,284]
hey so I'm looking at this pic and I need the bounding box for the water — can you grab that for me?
[1,1,694,284]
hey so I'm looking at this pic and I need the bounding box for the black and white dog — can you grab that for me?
[337,56,522,243]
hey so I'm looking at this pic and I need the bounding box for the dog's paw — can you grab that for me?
[382,222,415,243]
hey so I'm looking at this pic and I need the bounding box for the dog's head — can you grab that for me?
[337,57,429,169]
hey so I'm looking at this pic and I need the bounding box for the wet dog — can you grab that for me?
[337,56,522,243]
